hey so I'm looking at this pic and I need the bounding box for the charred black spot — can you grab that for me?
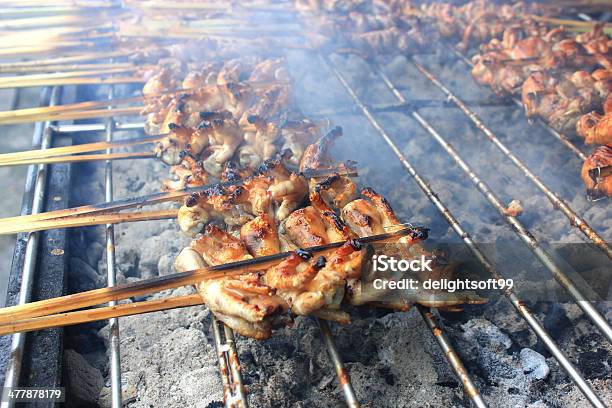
[198,121,212,130]
[168,122,178,130]
[314,256,327,270]
[206,184,226,197]
[410,227,430,241]
[247,114,261,124]
[349,239,362,250]
[185,195,197,207]
[323,211,346,231]
[361,186,375,196]
[325,126,343,139]
[178,150,188,159]
[317,174,340,190]
[296,249,313,260]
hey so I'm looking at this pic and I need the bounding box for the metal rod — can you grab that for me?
[447,46,588,161]
[322,54,607,408]
[223,324,248,408]
[317,319,360,408]
[211,317,248,408]
[1,86,56,408]
[408,60,612,260]
[212,318,233,405]
[369,59,612,344]
[105,82,122,408]
[417,306,487,408]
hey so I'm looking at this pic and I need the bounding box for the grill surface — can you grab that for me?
[0,2,610,408]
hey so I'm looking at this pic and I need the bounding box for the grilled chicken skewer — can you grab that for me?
[174,128,484,339]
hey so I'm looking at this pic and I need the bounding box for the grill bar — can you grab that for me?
[417,305,487,408]
[408,60,611,256]
[1,86,57,407]
[371,62,612,344]
[211,317,248,408]
[104,82,123,408]
[322,54,606,408]
[316,319,360,408]
[447,46,588,161]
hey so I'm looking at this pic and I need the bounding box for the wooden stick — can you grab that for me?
[0,42,105,58]
[0,96,143,120]
[0,76,144,89]
[0,151,156,167]
[0,294,202,335]
[0,190,186,229]
[0,62,135,74]
[0,209,178,235]
[0,229,414,324]
[527,15,612,28]
[0,135,162,163]
[0,67,143,86]
[0,14,117,30]
[0,167,357,234]
[0,106,143,124]
[0,50,132,71]
[0,0,113,6]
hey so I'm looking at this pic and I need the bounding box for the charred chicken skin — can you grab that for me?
[582,145,612,200]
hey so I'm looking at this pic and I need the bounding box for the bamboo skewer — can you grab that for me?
[0,189,188,229]
[0,151,156,166]
[0,228,416,327]
[0,106,143,123]
[0,95,143,121]
[1,208,178,234]
[0,62,135,74]
[0,41,103,58]
[0,294,203,336]
[0,167,358,235]
[527,15,612,28]
[0,66,143,86]
[0,76,144,89]
[0,134,162,163]
[0,50,133,71]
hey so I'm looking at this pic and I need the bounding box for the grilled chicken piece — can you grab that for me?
[577,111,612,145]
[149,84,252,134]
[178,184,253,235]
[260,159,309,220]
[142,68,177,96]
[200,114,243,176]
[240,83,291,126]
[177,159,307,234]
[284,206,330,247]
[240,214,281,257]
[280,118,321,167]
[311,174,357,209]
[163,156,208,191]
[300,126,343,172]
[342,187,402,236]
[239,115,281,169]
[155,123,209,166]
[264,240,362,316]
[582,145,612,200]
[249,58,289,83]
[175,225,285,340]
[577,93,612,145]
